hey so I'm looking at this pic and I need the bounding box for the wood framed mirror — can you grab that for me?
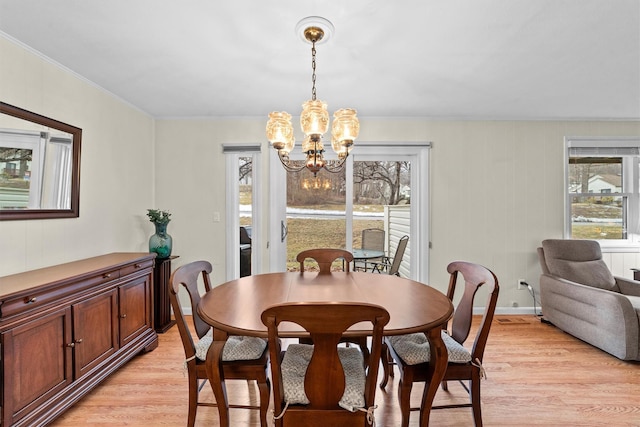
[0,102,81,220]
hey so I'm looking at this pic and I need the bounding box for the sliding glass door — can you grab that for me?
[271,142,430,281]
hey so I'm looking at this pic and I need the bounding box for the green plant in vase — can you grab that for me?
[147,209,172,258]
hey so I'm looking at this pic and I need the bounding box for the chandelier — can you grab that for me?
[266,17,359,177]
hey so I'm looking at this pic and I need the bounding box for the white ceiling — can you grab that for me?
[1,0,639,120]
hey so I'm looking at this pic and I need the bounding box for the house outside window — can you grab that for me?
[566,137,640,247]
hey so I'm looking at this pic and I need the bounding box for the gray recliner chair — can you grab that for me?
[538,239,640,361]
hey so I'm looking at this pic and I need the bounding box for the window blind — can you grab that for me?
[568,147,640,157]
[222,144,261,153]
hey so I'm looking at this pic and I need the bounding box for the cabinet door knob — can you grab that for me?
[120,314,127,318]
[103,273,112,279]
[75,338,83,344]
[25,296,37,304]
[67,342,75,348]
[134,263,142,268]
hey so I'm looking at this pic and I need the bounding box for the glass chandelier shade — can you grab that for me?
[266,18,358,176]
[331,108,359,157]
[300,100,329,138]
[266,112,295,154]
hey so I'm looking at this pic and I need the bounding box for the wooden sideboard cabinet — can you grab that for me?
[0,253,159,427]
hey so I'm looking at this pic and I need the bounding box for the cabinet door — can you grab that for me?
[119,275,152,346]
[72,289,119,378]
[1,308,73,425]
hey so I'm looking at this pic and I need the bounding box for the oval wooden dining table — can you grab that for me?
[197,271,453,426]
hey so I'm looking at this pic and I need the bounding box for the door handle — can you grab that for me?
[281,220,288,243]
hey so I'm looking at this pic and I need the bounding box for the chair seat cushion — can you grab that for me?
[281,343,365,412]
[194,330,267,361]
[387,331,472,365]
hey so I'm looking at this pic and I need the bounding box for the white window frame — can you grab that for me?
[565,136,640,251]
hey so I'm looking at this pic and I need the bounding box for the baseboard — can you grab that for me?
[486,306,542,316]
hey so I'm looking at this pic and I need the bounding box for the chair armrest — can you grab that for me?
[541,274,636,320]
[540,274,639,360]
[615,276,640,296]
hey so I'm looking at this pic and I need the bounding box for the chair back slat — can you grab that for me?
[296,249,354,274]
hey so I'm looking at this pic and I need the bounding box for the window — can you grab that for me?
[566,137,640,246]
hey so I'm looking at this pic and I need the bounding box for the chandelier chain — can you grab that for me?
[311,41,317,101]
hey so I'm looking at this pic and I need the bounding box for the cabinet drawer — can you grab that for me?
[0,268,121,318]
[119,259,154,277]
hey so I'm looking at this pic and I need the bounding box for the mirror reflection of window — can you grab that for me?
[0,130,39,209]
[42,136,73,209]
[0,129,73,210]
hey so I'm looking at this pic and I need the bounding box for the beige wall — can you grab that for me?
[154,119,268,286]
[0,36,155,276]
[422,120,640,306]
[155,118,640,309]
[3,33,639,310]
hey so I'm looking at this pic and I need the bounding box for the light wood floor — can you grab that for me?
[50,315,640,426]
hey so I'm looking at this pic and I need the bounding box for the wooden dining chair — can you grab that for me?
[295,248,369,355]
[296,248,354,274]
[262,302,390,427]
[372,235,409,276]
[169,260,271,427]
[380,261,499,427]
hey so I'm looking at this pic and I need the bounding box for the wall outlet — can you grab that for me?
[517,279,527,290]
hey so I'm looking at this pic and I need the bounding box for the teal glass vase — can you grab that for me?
[149,222,172,259]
